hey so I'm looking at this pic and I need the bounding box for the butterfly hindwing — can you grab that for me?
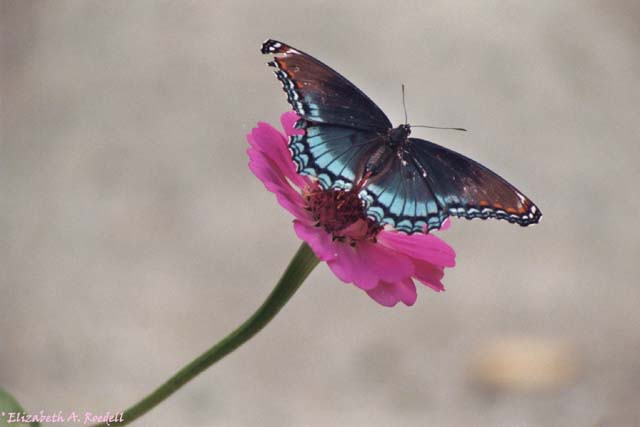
[361,151,447,233]
[290,121,383,190]
[262,39,392,131]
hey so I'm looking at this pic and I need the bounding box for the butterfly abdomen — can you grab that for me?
[365,145,396,177]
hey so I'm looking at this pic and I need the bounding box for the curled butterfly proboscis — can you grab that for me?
[261,39,542,233]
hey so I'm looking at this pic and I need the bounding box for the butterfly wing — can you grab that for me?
[363,138,542,233]
[262,39,392,188]
[362,152,447,233]
[290,121,383,190]
[261,39,392,131]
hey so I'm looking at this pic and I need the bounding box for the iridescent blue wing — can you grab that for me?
[363,138,542,233]
[262,39,392,188]
[290,121,383,190]
[361,152,447,233]
[261,39,392,131]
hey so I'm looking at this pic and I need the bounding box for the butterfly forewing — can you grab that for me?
[262,39,392,131]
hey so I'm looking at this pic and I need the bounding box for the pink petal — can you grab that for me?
[280,111,305,137]
[378,230,456,268]
[396,278,418,306]
[247,122,285,153]
[366,282,399,307]
[247,121,307,189]
[356,241,414,285]
[247,148,298,198]
[367,279,418,307]
[326,244,380,290]
[247,148,286,188]
[414,260,445,292]
[293,220,336,261]
[275,191,312,221]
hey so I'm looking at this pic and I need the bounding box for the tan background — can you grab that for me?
[2,1,639,426]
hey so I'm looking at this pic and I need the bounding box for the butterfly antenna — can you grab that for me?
[402,85,465,131]
[412,124,467,132]
[402,84,408,125]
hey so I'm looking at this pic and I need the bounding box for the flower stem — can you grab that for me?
[92,242,319,427]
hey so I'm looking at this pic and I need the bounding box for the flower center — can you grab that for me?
[304,185,382,245]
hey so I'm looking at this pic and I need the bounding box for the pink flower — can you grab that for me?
[247,112,456,307]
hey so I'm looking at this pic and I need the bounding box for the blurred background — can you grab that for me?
[1,1,639,426]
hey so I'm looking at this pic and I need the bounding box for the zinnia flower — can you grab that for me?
[247,112,456,307]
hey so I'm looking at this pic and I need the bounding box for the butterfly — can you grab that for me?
[261,39,542,233]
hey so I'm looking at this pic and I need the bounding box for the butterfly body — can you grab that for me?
[363,124,410,177]
[262,39,542,233]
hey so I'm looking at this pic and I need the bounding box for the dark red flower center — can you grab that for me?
[304,185,382,245]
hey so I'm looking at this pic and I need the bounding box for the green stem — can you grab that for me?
[92,242,319,427]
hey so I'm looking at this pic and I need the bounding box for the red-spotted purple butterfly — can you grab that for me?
[261,39,541,233]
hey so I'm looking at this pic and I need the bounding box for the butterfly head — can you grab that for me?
[388,124,411,148]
